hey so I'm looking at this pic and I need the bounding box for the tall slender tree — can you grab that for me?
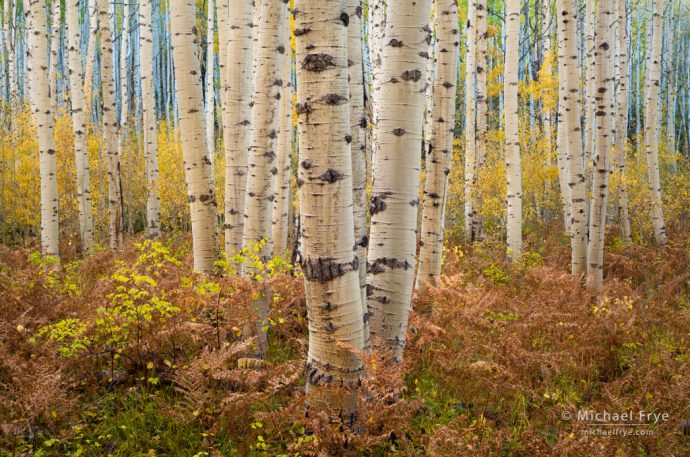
[615,0,631,241]
[170,0,219,273]
[205,0,215,168]
[48,0,60,112]
[367,0,432,361]
[119,0,131,141]
[464,0,478,242]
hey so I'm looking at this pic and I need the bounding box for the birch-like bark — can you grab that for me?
[3,0,17,102]
[557,0,586,275]
[27,0,60,261]
[223,0,253,260]
[205,0,215,167]
[347,0,369,345]
[48,0,61,112]
[295,0,364,422]
[542,0,553,150]
[119,0,131,140]
[367,0,432,360]
[66,0,96,251]
[643,0,668,245]
[584,0,596,174]
[85,0,98,112]
[615,0,631,241]
[505,0,522,260]
[464,0,477,242]
[416,0,459,290]
[368,0,386,130]
[475,0,488,170]
[98,0,124,249]
[140,0,161,238]
[170,0,219,273]
[586,0,615,289]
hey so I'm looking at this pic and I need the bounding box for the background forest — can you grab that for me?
[1,0,690,455]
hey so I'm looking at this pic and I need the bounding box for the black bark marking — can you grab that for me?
[301,256,359,283]
[319,169,345,183]
[302,53,336,72]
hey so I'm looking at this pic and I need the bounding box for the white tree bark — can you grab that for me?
[367,0,432,360]
[615,0,631,241]
[505,0,522,260]
[85,0,98,112]
[475,0,488,173]
[27,0,60,261]
[368,0,386,131]
[223,0,253,260]
[586,0,615,289]
[416,0,459,290]
[205,0,215,168]
[643,0,668,245]
[3,0,17,102]
[119,0,131,140]
[170,0,219,273]
[295,0,363,422]
[48,0,61,112]
[557,0,586,275]
[98,0,124,249]
[66,0,96,251]
[464,0,477,242]
[140,0,161,239]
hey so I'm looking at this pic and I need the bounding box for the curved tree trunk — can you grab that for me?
[615,0,631,242]
[346,0,369,346]
[170,0,219,273]
[66,0,96,251]
[140,0,161,239]
[586,0,615,289]
[464,0,477,242]
[223,0,253,261]
[416,0,459,290]
[505,0,522,260]
[295,0,363,424]
[557,0,586,275]
[643,0,668,245]
[27,0,60,261]
[367,0,432,361]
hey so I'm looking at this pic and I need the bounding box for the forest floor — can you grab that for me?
[0,224,689,456]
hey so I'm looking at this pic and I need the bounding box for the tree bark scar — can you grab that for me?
[301,256,359,283]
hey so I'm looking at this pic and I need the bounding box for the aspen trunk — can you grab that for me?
[119,0,131,140]
[505,0,522,260]
[223,0,253,260]
[140,0,161,239]
[170,0,219,273]
[3,0,17,102]
[643,0,668,245]
[271,6,292,255]
[464,0,478,242]
[98,0,124,250]
[85,0,98,112]
[542,0,553,151]
[615,0,631,241]
[27,0,60,261]
[295,0,364,423]
[584,0,596,176]
[205,0,215,167]
[586,0,615,289]
[557,0,587,275]
[367,0,432,360]
[368,0,386,131]
[66,0,96,251]
[475,0,488,172]
[416,0,459,290]
[347,0,369,346]
[48,0,60,112]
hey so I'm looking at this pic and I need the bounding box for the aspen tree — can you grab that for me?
[347,0,369,344]
[3,0,17,102]
[271,5,292,255]
[170,0,219,273]
[223,0,253,260]
[85,0,97,110]
[368,0,386,129]
[416,0,459,290]
[586,0,615,289]
[205,0,215,170]
[27,0,60,261]
[542,0,553,150]
[504,0,522,259]
[584,0,596,173]
[643,0,668,245]
[615,0,631,241]
[66,0,96,251]
[464,0,477,242]
[242,0,286,261]
[48,0,60,112]
[140,0,161,238]
[119,0,131,140]
[475,0,488,173]
[294,0,364,422]
[98,0,124,249]
[367,0,432,360]
[557,0,586,275]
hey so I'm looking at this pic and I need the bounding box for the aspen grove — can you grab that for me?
[0,0,689,454]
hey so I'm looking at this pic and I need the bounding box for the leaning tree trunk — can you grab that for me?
[643,0,668,245]
[98,0,124,250]
[271,7,292,255]
[140,0,161,239]
[205,0,215,168]
[170,0,219,273]
[557,0,586,275]
[367,0,432,361]
[66,0,96,251]
[416,0,459,290]
[346,0,370,346]
[294,0,364,424]
[464,0,477,242]
[586,0,615,289]
[504,0,522,260]
[223,0,253,261]
[615,0,631,241]
[27,0,60,261]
